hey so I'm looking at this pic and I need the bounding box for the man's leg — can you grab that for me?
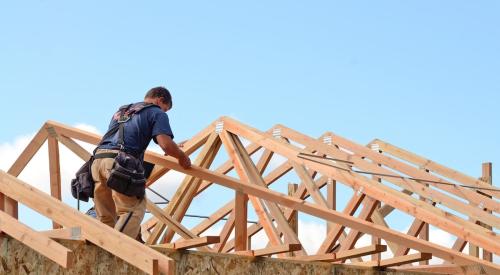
[113,191,146,239]
[91,153,117,227]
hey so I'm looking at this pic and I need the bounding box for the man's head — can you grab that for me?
[144,86,172,112]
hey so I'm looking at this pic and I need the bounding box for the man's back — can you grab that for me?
[98,102,174,159]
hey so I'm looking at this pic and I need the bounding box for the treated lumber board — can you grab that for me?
[40,227,83,241]
[3,124,48,218]
[236,244,302,257]
[356,253,433,268]
[55,134,92,161]
[214,211,236,252]
[145,199,198,240]
[219,130,284,248]
[234,190,248,251]
[336,133,499,213]
[48,136,62,229]
[292,163,328,207]
[372,139,497,199]
[317,193,366,254]
[151,236,220,250]
[221,117,498,253]
[0,210,74,268]
[335,244,387,262]
[0,171,173,275]
[327,179,336,232]
[394,264,486,274]
[160,135,222,244]
[148,132,221,245]
[222,131,305,255]
[289,245,386,262]
[336,197,380,260]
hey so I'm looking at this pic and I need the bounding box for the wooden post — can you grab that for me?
[419,168,430,265]
[327,178,336,232]
[48,136,62,229]
[371,163,382,262]
[234,190,248,251]
[481,162,493,262]
[286,183,298,256]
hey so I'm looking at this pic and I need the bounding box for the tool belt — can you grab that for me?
[106,151,147,198]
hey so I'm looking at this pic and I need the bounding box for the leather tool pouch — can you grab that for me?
[71,156,95,202]
[107,152,146,198]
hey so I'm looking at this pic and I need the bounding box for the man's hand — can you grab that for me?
[179,154,191,169]
[157,134,192,169]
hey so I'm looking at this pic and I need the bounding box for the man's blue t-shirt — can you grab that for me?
[98,102,174,160]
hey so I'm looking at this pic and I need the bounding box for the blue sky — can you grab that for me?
[0,1,499,256]
[1,1,498,183]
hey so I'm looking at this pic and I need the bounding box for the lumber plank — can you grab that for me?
[372,139,497,199]
[148,132,221,245]
[151,236,220,250]
[234,190,248,251]
[3,124,48,218]
[356,253,433,268]
[290,245,386,262]
[236,244,302,257]
[0,171,174,275]
[219,130,284,248]
[0,210,74,268]
[48,136,62,229]
[145,199,198,240]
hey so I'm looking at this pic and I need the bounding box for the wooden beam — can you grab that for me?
[145,199,198,240]
[481,162,493,262]
[356,253,433,268]
[286,183,298,257]
[234,190,248,251]
[48,136,62,229]
[221,130,305,255]
[3,125,48,218]
[236,244,302,257]
[214,211,236,252]
[317,193,366,254]
[219,130,284,249]
[40,227,83,241]
[147,132,221,245]
[0,171,174,275]
[394,263,487,274]
[290,245,386,262]
[337,197,380,263]
[327,179,336,232]
[349,135,500,213]
[292,162,328,207]
[372,139,497,199]
[0,210,74,268]
[55,134,92,161]
[151,236,220,250]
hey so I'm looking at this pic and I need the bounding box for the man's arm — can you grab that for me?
[156,134,191,169]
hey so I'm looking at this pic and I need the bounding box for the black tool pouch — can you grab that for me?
[107,152,146,198]
[71,156,95,202]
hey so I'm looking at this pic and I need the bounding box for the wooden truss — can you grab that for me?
[0,118,499,274]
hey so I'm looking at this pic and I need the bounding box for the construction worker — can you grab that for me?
[91,86,191,239]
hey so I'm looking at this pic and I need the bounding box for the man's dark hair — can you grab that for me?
[145,86,172,105]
